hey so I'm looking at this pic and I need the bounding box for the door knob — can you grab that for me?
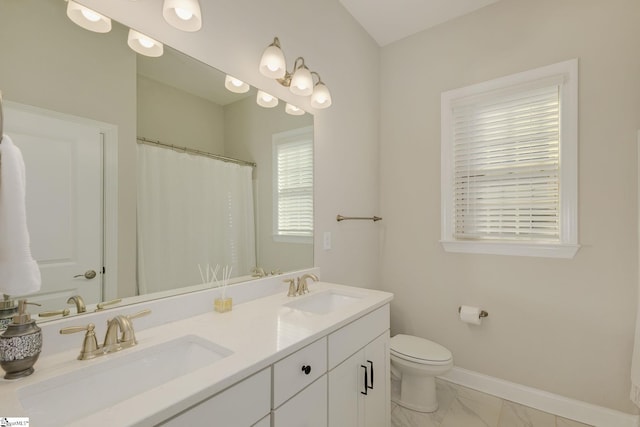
[74,270,97,279]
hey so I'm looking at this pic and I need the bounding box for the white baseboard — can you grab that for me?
[439,367,639,427]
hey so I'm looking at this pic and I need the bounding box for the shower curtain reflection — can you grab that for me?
[136,143,256,294]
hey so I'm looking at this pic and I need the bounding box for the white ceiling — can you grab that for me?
[339,0,501,46]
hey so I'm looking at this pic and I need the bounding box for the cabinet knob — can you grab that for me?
[301,365,311,375]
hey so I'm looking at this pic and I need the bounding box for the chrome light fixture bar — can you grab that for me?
[259,37,332,109]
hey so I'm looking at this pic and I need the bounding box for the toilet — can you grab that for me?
[390,334,453,413]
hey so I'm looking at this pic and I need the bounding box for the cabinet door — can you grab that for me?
[328,331,390,427]
[362,332,390,427]
[273,375,327,427]
[328,349,364,427]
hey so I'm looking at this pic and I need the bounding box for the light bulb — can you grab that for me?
[139,37,155,49]
[285,103,305,116]
[290,66,313,96]
[259,41,286,79]
[81,9,101,22]
[66,1,111,33]
[174,7,193,20]
[256,90,278,108]
[163,0,202,32]
[311,82,332,109]
[127,29,164,57]
[225,75,250,94]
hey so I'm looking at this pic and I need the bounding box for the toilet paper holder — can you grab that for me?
[458,306,489,318]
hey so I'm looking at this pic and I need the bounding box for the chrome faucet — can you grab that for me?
[67,295,87,313]
[60,309,151,360]
[296,274,319,295]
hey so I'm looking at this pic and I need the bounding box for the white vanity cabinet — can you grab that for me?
[159,368,271,427]
[328,305,390,427]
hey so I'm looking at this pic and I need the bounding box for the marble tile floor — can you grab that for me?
[391,378,594,427]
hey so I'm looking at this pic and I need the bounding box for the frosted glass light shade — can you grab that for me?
[224,75,250,94]
[66,1,111,33]
[311,82,332,109]
[290,66,313,96]
[285,104,305,116]
[259,45,286,79]
[127,30,164,57]
[163,0,202,32]
[256,91,278,108]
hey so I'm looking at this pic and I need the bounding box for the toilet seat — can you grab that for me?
[390,334,452,365]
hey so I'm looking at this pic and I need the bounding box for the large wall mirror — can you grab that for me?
[0,0,314,320]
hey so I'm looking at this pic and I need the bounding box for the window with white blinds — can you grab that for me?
[441,59,579,258]
[273,127,313,242]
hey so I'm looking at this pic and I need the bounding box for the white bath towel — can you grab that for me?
[0,134,41,295]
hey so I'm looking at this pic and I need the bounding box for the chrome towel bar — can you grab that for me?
[336,214,382,222]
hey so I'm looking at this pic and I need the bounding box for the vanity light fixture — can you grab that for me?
[224,75,250,94]
[162,0,202,32]
[285,103,305,116]
[256,90,278,108]
[66,0,111,33]
[127,30,164,57]
[259,37,332,109]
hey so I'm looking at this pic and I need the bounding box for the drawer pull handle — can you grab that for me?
[367,360,374,390]
[360,365,368,395]
[301,365,311,375]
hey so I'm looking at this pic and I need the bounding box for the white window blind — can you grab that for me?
[452,84,561,241]
[274,129,313,240]
[440,59,579,258]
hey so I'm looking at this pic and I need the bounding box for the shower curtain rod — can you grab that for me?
[136,136,257,168]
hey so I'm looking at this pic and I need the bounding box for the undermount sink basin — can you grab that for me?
[18,335,232,426]
[284,290,364,314]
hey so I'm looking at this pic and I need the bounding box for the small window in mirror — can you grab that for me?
[272,126,314,243]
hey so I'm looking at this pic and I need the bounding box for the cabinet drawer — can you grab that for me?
[272,375,327,427]
[161,368,271,426]
[273,337,327,408]
[328,304,389,370]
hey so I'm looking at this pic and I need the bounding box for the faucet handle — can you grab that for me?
[126,309,151,321]
[60,323,100,360]
[39,308,71,318]
[95,298,122,311]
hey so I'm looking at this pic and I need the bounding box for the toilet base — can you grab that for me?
[393,374,438,413]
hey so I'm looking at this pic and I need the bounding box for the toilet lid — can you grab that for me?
[390,334,452,363]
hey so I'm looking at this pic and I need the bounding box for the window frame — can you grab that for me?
[440,59,579,258]
[272,126,314,244]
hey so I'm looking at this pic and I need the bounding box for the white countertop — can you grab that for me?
[0,280,393,426]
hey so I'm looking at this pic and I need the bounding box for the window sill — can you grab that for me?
[273,235,313,244]
[440,240,580,259]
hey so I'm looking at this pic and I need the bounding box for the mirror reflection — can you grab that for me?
[0,0,314,321]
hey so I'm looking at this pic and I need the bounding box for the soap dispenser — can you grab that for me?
[0,299,42,379]
[0,294,17,331]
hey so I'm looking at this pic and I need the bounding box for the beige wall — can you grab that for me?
[224,95,313,273]
[137,76,225,154]
[379,0,640,413]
